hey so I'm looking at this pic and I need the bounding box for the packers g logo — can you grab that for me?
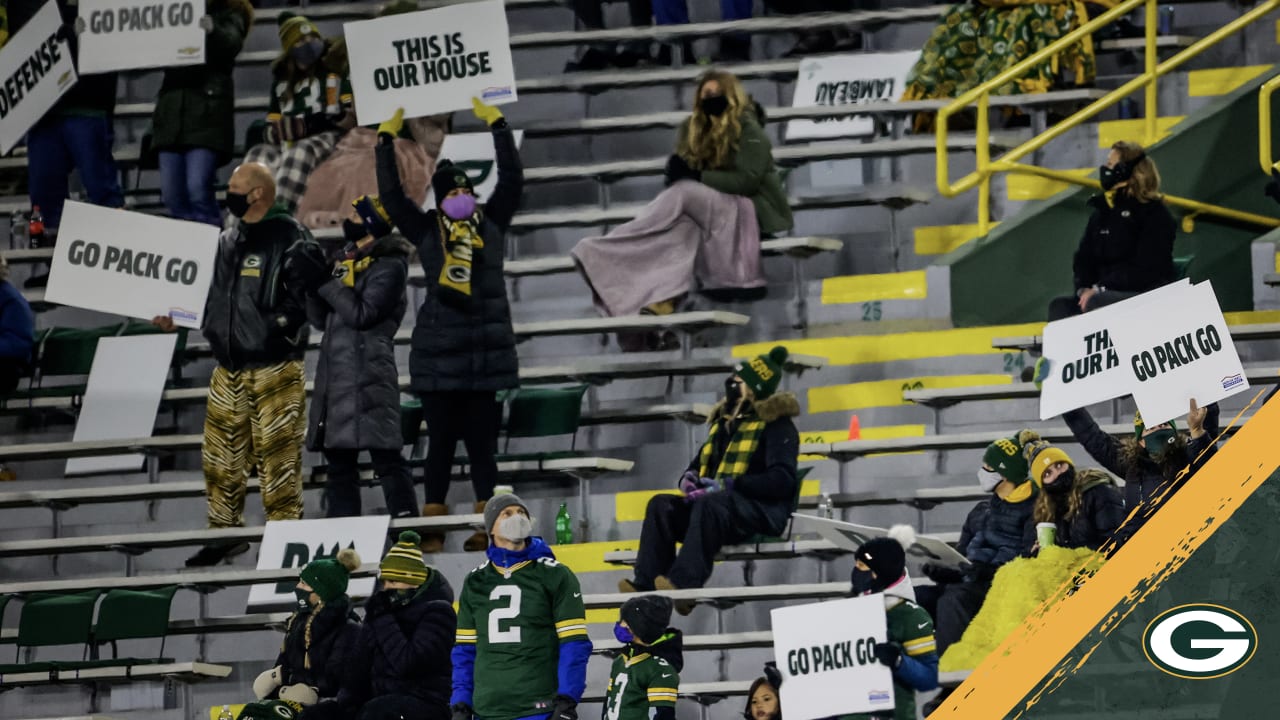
[1142,604,1258,679]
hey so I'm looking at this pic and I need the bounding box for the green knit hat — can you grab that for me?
[277,12,317,52]
[981,430,1038,483]
[237,700,300,720]
[1134,410,1176,439]
[735,346,788,400]
[300,548,361,603]
[380,531,428,587]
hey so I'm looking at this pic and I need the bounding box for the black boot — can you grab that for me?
[185,540,251,568]
[565,45,616,72]
[783,30,836,57]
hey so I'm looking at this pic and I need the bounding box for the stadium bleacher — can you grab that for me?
[3,0,1280,718]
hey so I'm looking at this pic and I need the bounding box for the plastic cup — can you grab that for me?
[1036,522,1057,548]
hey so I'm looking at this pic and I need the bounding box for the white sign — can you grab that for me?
[1038,280,1189,420]
[785,51,920,141]
[77,0,205,74]
[248,515,390,609]
[772,596,895,719]
[795,514,964,569]
[437,130,525,203]
[0,1,78,154]
[45,202,219,328]
[344,0,517,125]
[1111,281,1249,426]
[67,334,176,475]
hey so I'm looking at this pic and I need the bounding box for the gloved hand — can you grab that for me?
[199,14,214,32]
[549,695,578,720]
[284,242,332,293]
[378,107,406,139]
[1266,167,1280,203]
[680,472,718,501]
[873,642,902,669]
[1031,356,1050,391]
[763,661,784,690]
[451,703,475,720]
[678,470,701,495]
[305,112,336,137]
[921,562,966,585]
[472,97,504,127]
[364,588,396,619]
[664,153,701,186]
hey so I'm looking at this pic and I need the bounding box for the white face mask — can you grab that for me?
[977,468,1004,493]
[495,513,533,542]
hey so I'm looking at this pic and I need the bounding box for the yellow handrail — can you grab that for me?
[934,0,1280,233]
[1259,74,1280,174]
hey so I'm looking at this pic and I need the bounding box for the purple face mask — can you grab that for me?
[613,622,634,644]
[441,193,477,220]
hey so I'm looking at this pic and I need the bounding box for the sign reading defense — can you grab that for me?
[772,595,895,719]
[247,515,390,609]
[344,0,516,124]
[45,202,219,328]
[785,51,920,141]
[77,0,205,74]
[1111,280,1248,426]
[0,1,78,154]
[1038,280,1189,419]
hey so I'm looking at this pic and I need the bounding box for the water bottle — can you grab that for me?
[817,494,833,519]
[217,706,234,720]
[555,503,573,545]
[27,206,44,249]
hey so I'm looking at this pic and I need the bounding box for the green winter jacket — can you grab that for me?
[150,0,252,159]
[677,105,793,235]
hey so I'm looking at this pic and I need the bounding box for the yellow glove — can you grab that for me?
[0,30,9,49]
[471,97,503,127]
[378,107,405,138]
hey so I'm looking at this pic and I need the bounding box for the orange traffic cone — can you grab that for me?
[848,414,861,440]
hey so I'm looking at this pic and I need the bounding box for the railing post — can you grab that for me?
[1144,0,1159,144]
[1261,77,1280,174]
[976,93,992,233]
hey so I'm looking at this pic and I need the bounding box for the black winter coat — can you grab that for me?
[1073,194,1176,294]
[275,595,360,699]
[1023,472,1125,553]
[686,392,801,537]
[305,236,412,451]
[8,0,118,116]
[959,492,1035,577]
[338,584,456,710]
[375,124,522,393]
[151,0,252,159]
[202,205,311,371]
[1064,403,1218,546]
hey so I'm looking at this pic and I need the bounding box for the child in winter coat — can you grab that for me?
[847,527,939,720]
[743,675,781,720]
[605,595,684,720]
[304,532,456,720]
[256,549,362,707]
[1021,442,1126,553]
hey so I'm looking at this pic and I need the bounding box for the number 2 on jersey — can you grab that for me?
[605,672,629,720]
[488,586,522,643]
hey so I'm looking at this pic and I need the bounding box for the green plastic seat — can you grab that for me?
[90,586,178,666]
[503,385,589,453]
[8,590,101,669]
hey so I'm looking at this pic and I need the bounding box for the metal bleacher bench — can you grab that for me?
[602,535,961,567]
[991,324,1280,352]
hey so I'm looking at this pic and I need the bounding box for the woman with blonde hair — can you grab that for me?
[1047,140,1176,320]
[572,69,792,349]
[1021,441,1125,552]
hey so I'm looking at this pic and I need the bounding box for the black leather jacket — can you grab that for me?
[202,206,311,370]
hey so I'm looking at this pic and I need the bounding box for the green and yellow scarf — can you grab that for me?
[437,213,483,306]
[697,411,766,484]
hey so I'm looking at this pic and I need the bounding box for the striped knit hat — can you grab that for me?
[380,531,428,587]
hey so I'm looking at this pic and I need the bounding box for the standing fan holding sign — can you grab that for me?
[375,99,523,554]
[845,527,938,720]
[1047,142,1176,322]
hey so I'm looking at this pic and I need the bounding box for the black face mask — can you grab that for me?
[1099,165,1127,191]
[225,191,252,219]
[701,94,729,117]
[1044,466,1076,496]
[850,568,876,595]
[294,588,312,611]
[290,38,325,69]
[724,376,742,406]
[342,219,367,244]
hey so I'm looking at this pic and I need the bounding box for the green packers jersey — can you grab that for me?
[456,556,588,720]
[267,74,354,118]
[602,647,680,720]
[845,599,936,720]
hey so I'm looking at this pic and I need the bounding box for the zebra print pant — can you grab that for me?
[203,360,306,528]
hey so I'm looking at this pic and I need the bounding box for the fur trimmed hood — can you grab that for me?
[707,391,800,424]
